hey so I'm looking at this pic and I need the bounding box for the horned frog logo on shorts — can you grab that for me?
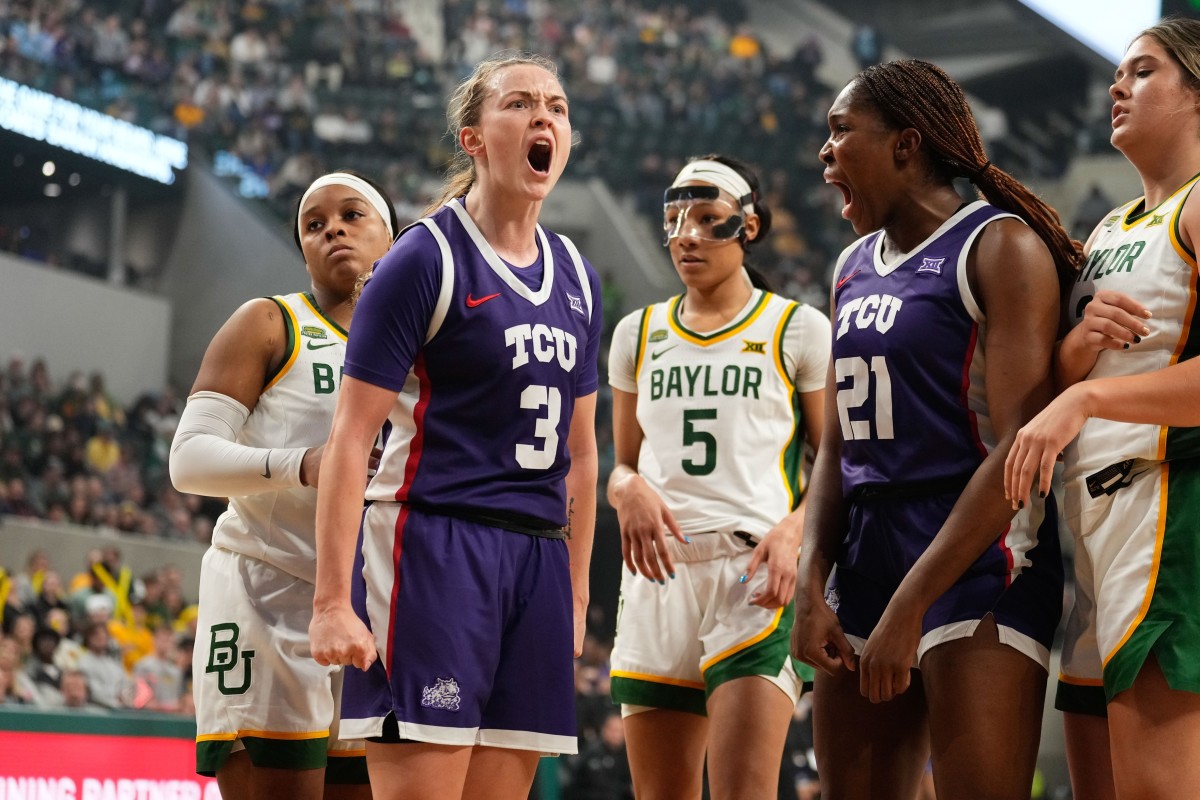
[421,677,462,711]
[205,622,255,695]
[824,587,840,614]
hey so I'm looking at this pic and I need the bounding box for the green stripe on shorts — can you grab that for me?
[197,735,334,776]
[703,603,795,696]
[242,735,329,770]
[197,739,235,777]
[1104,461,1200,699]
[611,675,707,716]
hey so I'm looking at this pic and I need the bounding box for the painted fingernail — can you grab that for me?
[739,574,748,584]
[1134,335,1142,344]
[669,572,676,580]
[1018,500,1025,509]
[684,536,692,543]
[1123,343,1130,350]
[1040,490,1046,498]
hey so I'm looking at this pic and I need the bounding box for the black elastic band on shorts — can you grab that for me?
[848,474,973,502]
[405,503,566,539]
[733,531,758,549]
[1086,459,1136,498]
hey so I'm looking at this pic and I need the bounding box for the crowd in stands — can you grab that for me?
[0,544,196,713]
[0,352,223,542]
[1,0,845,303]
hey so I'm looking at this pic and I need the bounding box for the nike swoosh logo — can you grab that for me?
[261,452,271,480]
[650,345,677,360]
[306,340,338,350]
[466,292,501,308]
[836,269,861,290]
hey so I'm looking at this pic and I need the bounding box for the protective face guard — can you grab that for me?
[662,185,745,245]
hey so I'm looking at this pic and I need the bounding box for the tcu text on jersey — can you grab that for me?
[505,323,577,371]
[835,293,904,339]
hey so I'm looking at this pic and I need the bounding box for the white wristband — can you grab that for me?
[169,391,308,497]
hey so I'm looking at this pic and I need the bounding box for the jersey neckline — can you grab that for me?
[871,200,989,277]
[445,199,555,306]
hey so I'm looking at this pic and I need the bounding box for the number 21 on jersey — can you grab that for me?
[835,356,894,440]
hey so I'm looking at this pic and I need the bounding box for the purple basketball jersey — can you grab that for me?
[828,202,1063,659]
[832,201,1012,494]
[345,200,602,526]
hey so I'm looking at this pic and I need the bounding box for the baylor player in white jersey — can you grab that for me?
[607,156,829,800]
[1005,18,1200,799]
[611,291,827,539]
[170,172,396,800]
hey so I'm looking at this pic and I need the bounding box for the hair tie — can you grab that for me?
[973,160,992,181]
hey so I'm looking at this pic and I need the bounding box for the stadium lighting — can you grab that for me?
[1018,0,1161,65]
[0,77,188,185]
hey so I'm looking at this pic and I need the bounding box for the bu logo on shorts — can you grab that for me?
[205,622,255,695]
[421,677,462,711]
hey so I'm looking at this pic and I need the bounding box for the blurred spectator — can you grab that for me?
[85,421,122,475]
[25,626,64,707]
[77,621,133,709]
[132,623,184,711]
[780,696,820,800]
[851,22,883,69]
[60,669,105,712]
[110,596,154,671]
[564,711,634,800]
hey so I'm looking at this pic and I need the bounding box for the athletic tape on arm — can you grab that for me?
[169,390,307,497]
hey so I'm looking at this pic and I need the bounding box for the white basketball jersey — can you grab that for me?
[609,289,830,538]
[1065,176,1200,482]
[211,292,347,583]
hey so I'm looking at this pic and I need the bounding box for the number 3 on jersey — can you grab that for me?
[516,384,561,469]
[835,356,894,440]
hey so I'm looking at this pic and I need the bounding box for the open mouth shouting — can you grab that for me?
[827,178,854,221]
[528,139,552,174]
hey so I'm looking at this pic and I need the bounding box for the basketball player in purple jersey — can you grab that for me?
[308,52,601,800]
[1007,19,1200,799]
[790,60,1083,799]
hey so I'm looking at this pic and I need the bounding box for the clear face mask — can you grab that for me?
[662,185,746,245]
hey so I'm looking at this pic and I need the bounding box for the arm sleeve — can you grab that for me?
[783,304,833,393]
[169,391,307,497]
[343,225,442,391]
[607,309,645,394]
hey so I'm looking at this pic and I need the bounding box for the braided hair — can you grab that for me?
[852,59,1083,290]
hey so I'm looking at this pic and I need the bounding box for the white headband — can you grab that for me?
[297,173,394,240]
[670,160,755,215]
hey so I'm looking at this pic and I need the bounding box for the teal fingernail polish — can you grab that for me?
[739,574,747,584]
[685,536,692,543]
[669,573,676,580]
